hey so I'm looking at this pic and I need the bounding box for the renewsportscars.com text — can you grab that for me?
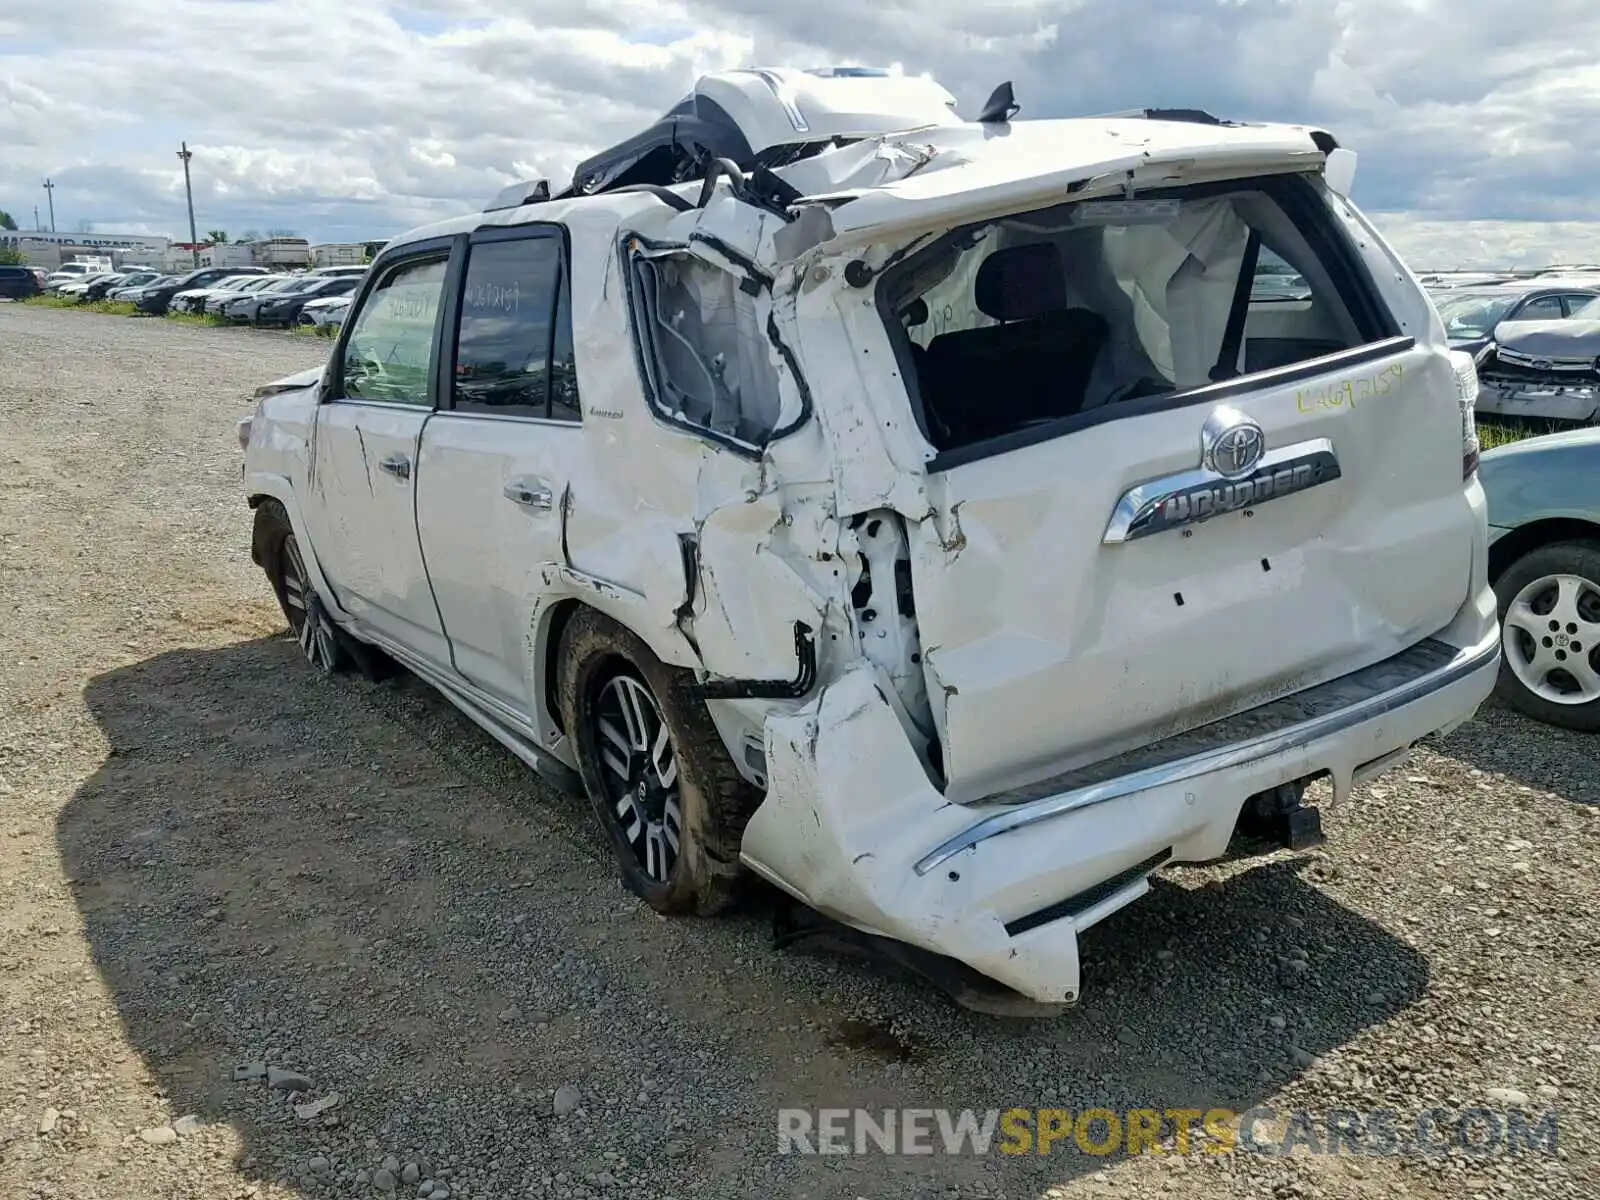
[777,1106,1560,1159]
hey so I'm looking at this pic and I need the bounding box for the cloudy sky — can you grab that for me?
[2,0,1597,268]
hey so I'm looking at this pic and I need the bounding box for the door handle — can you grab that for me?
[378,453,411,481]
[503,480,554,511]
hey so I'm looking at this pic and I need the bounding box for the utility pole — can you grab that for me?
[42,179,56,232]
[33,206,40,231]
[177,142,199,267]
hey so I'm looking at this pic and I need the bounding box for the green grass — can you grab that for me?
[1478,420,1569,451]
[165,311,228,328]
[22,294,138,316]
[288,320,339,338]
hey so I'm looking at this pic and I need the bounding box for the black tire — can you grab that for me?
[556,607,760,916]
[1492,539,1600,733]
[251,501,393,681]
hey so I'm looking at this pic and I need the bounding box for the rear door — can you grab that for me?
[414,224,584,714]
[302,241,456,667]
[882,174,1479,799]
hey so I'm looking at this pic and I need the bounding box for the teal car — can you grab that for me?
[1479,426,1600,731]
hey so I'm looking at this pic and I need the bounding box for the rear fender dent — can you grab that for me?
[742,662,1082,1002]
[531,563,701,671]
[744,662,950,922]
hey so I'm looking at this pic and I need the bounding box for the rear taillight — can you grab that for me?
[1449,350,1481,480]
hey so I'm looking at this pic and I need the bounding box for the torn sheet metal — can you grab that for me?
[741,661,1084,1004]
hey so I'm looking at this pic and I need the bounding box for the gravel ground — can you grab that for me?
[1,300,1597,1200]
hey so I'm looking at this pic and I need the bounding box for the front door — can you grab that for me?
[415,225,585,714]
[304,245,455,668]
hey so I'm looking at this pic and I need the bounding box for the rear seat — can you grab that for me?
[920,242,1109,449]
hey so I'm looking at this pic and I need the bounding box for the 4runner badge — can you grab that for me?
[1102,407,1343,544]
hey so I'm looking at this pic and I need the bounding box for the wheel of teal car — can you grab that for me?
[1493,540,1600,732]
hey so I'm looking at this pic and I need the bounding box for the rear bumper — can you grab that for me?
[742,618,1500,1006]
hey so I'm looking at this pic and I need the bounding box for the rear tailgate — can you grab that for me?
[913,339,1475,800]
[823,139,1480,801]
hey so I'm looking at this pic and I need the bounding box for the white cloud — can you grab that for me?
[1,0,1598,263]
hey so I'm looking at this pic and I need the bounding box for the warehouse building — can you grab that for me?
[0,230,173,271]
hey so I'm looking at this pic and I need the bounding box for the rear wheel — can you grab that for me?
[556,608,758,915]
[1493,540,1600,732]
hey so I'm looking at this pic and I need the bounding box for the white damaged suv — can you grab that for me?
[239,67,1500,1013]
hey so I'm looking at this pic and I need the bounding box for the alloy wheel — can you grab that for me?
[1502,571,1600,705]
[279,533,341,674]
[594,674,683,883]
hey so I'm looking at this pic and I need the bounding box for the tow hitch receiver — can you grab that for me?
[1236,780,1327,852]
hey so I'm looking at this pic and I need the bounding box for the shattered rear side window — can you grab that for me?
[629,253,785,450]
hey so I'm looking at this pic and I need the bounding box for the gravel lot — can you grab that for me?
[1,300,1597,1200]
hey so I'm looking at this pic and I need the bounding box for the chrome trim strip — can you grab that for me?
[1104,437,1339,544]
[431,409,583,428]
[1495,348,1594,372]
[913,631,1501,876]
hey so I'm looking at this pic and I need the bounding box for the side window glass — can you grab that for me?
[1510,295,1563,321]
[453,236,576,421]
[1562,293,1596,316]
[1249,247,1310,302]
[341,256,447,406]
[629,252,786,449]
[549,271,582,423]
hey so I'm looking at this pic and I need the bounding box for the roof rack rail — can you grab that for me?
[1141,107,1231,125]
[1096,107,1234,126]
[484,179,551,212]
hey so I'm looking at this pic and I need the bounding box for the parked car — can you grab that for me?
[1478,425,1600,731]
[57,272,122,299]
[254,275,360,327]
[135,266,267,315]
[109,274,178,303]
[220,275,321,324]
[43,262,102,290]
[298,293,352,329]
[238,68,1500,1013]
[0,264,43,299]
[200,275,289,315]
[83,270,162,301]
[1432,282,1600,358]
[1473,293,1600,423]
[168,273,267,314]
[1422,274,1518,290]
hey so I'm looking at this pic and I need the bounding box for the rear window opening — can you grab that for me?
[627,249,798,454]
[878,174,1401,461]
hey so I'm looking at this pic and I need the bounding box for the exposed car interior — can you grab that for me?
[886,183,1376,453]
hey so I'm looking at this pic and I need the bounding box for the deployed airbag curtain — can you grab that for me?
[968,197,1255,404]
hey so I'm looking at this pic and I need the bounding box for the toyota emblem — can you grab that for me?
[1200,406,1267,478]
